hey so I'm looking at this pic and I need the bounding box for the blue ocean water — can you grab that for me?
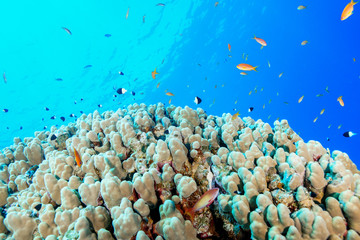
[0,0,359,165]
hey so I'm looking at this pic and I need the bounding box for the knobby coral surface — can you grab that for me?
[0,103,359,240]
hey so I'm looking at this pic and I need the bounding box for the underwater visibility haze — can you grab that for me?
[0,0,360,239]
[1,0,359,163]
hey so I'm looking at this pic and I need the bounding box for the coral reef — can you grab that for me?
[0,103,359,240]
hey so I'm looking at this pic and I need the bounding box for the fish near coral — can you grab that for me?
[185,188,219,221]
[341,0,357,21]
[73,147,82,167]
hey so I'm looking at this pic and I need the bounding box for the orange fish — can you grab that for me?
[341,0,357,21]
[166,92,174,96]
[298,95,304,103]
[232,111,240,120]
[126,8,129,19]
[297,5,306,10]
[313,117,318,123]
[337,96,344,106]
[301,40,308,46]
[152,68,159,79]
[73,147,82,167]
[253,36,267,49]
[279,72,283,78]
[169,98,172,104]
[185,188,219,221]
[62,27,72,35]
[228,43,231,52]
[156,82,160,88]
[236,63,257,71]
[240,72,247,76]
[320,109,325,115]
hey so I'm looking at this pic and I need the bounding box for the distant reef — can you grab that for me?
[0,103,358,240]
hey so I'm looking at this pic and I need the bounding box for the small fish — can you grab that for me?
[236,63,258,71]
[316,94,324,97]
[117,88,127,94]
[268,115,271,119]
[60,117,65,122]
[166,92,175,96]
[327,137,330,141]
[152,68,159,79]
[83,65,92,69]
[45,107,50,111]
[253,36,267,49]
[277,92,279,96]
[338,124,342,129]
[126,8,129,19]
[268,61,271,68]
[44,126,47,129]
[314,117,318,123]
[69,113,75,117]
[20,126,23,130]
[143,15,146,23]
[34,204,42,211]
[156,82,160,88]
[50,115,56,120]
[284,102,289,104]
[228,43,231,52]
[320,109,325,115]
[73,147,82,167]
[3,109,8,113]
[215,1,219,7]
[249,91,252,95]
[297,5,306,10]
[3,72,6,83]
[341,0,357,21]
[194,96,202,104]
[131,91,136,96]
[353,57,356,62]
[240,72,247,76]
[337,96,345,106]
[301,40,308,46]
[343,131,357,137]
[263,104,265,109]
[55,78,63,81]
[98,104,103,108]
[279,72,283,78]
[325,86,329,93]
[328,124,332,128]
[235,100,238,104]
[104,34,111,37]
[119,71,124,75]
[62,27,72,35]
[156,3,165,6]
[74,101,77,104]
[298,95,304,103]
[50,134,57,141]
[232,112,240,120]
[248,107,254,112]
[245,54,248,61]
[269,99,272,103]
[169,98,172,104]
[185,188,219,221]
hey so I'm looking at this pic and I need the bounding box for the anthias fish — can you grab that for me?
[236,63,257,71]
[185,188,219,221]
[341,0,357,21]
[152,68,159,79]
[73,147,82,167]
